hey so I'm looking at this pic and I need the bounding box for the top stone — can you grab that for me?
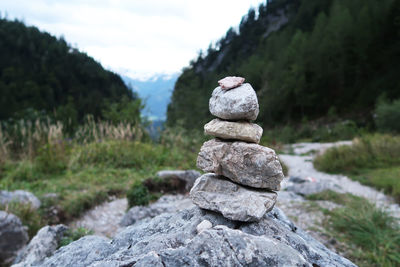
[209,83,259,121]
[218,76,245,90]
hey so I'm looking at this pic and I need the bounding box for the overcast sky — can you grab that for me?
[1,0,266,80]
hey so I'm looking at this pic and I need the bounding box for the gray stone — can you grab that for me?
[197,139,284,190]
[204,118,263,143]
[40,207,356,267]
[0,211,29,266]
[0,190,41,210]
[209,83,259,120]
[120,195,194,227]
[286,180,344,196]
[190,174,277,222]
[156,170,201,190]
[13,224,68,267]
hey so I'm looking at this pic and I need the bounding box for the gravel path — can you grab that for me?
[69,197,127,237]
[71,141,399,240]
[278,141,400,217]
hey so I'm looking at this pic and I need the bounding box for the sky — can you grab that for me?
[1,0,266,80]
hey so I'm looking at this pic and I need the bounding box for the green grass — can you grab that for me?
[314,134,400,202]
[314,134,400,174]
[350,167,400,203]
[307,190,400,267]
[59,227,94,248]
[306,190,362,205]
[0,140,197,228]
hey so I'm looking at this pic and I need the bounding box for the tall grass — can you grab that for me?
[308,190,400,266]
[0,116,144,162]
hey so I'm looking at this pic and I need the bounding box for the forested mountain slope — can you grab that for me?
[0,18,137,122]
[167,0,400,130]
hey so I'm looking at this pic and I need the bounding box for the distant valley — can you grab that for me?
[122,74,178,121]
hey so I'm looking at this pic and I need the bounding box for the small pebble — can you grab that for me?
[196,220,212,234]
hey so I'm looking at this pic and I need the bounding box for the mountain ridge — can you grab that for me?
[0,17,138,124]
[167,0,400,130]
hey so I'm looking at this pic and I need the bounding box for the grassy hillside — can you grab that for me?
[167,0,400,131]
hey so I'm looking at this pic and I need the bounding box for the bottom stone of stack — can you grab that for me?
[190,173,277,222]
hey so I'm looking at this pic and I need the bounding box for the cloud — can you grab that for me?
[1,0,265,79]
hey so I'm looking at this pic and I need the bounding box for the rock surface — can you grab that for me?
[197,139,284,190]
[120,194,194,227]
[204,118,263,143]
[209,83,259,120]
[0,190,41,210]
[39,207,356,267]
[0,211,29,265]
[190,174,277,222]
[156,170,201,190]
[218,76,245,90]
[13,224,68,267]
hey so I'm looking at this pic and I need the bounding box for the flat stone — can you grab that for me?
[218,76,245,90]
[190,174,277,222]
[197,139,284,190]
[209,83,259,120]
[204,118,263,143]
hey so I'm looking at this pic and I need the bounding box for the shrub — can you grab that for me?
[59,227,93,248]
[127,181,150,207]
[375,98,400,133]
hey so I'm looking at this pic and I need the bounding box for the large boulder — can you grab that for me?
[0,190,41,210]
[209,83,259,121]
[156,170,201,191]
[120,195,194,227]
[197,139,284,190]
[13,224,68,267]
[190,173,277,222]
[39,207,356,267]
[204,118,263,143]
[0,211,29,265]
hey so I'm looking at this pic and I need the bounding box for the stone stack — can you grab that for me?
[190,77,285,222]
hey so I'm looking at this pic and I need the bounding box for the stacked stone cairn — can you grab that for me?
[190,76,285,222]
